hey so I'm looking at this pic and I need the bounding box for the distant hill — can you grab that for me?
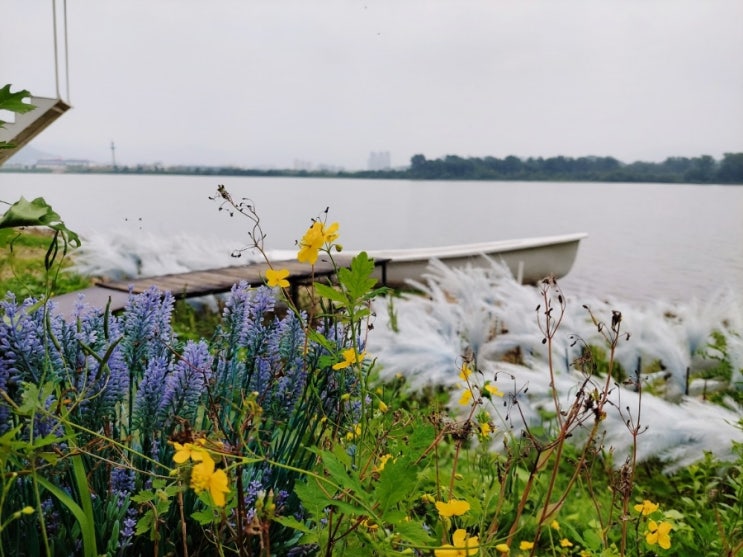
[3,144,58,166]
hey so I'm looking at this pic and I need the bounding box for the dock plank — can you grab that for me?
[49,255,387,320]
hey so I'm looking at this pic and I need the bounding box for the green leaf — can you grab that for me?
[315,448,364,495]
[338,252,378,301]
[273,514,314,534]
[0,84,36,117]
[314,282,348,306]
[36,475,98,557]
[376,457,418,514]
[191,507,217,525]
[0,197,81,247]
[393,518,436,546]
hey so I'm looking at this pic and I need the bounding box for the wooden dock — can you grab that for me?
[50,255,388,319]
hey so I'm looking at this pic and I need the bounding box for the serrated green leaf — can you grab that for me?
[376,457,417,514]
[316,448,364,495]
[0,197,81,248]
[135,508,154,537]
[393,519,436,546]
[273,514,314,534]
[0,84,36,115]
[338,252,378,301]
[130,490,157,504]
[191,507,217,525]
[314,282,348,306]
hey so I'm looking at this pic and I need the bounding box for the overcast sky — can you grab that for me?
[3,0,742,170]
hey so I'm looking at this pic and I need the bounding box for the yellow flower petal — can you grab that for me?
[560,538,573,547]
[495,543,510,553]
[435,499,471,517]
[485,383,504,397]
[190,455,230,507]
[208,468,230,507]
[646,520,672,549]
[435,530,479,557]
[459,388,473,406]
[634,499,659,516]
[433,544,457,557]
[265,268,290,288]
[332,348,366,370]
[172,441,207,464]
[519,540,534,550]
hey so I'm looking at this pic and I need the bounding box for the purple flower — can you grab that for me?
[133,356,169,432]
[121,287,174,373]
[158,340,213,432]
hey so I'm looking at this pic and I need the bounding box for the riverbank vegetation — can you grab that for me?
[3,152,743,185]
[1,195,742,556]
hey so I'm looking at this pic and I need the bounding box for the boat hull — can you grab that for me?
[346,233,587,286]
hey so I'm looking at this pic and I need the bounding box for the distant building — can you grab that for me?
[368,151,391,171]
[293,159,313,171]
[35,158,91,171]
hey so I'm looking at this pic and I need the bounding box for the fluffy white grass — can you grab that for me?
[71,230,261,279]
[368,258,743,471]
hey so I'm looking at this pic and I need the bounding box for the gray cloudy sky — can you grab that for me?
[3,0,742,169]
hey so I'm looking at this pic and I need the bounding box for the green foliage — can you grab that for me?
[1,197,89,299]
[406,152,743,184]
[0,84,36,150]
[2,192,742,556]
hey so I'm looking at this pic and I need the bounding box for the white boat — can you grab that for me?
[344,232,587,286]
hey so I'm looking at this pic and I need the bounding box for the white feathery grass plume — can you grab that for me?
[369,257,743,470]
[71,229,259,280]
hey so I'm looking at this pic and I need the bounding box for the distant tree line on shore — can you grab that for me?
[4,152,742,184]
[401,152,743,183]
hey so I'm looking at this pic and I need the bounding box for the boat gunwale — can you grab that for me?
[348,232,587,263]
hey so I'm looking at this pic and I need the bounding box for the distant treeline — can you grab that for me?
[398,153,743,183]
[4,153,742,183]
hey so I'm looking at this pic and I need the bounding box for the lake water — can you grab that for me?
[1,172,742,304]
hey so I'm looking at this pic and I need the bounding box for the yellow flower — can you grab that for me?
[519,540,534,550]
[345,423,362,441]
[265,268,290,288]
[297,220,339,264]
[360,517,379,532]
[172,440,207,464]
[435,499,471,517]
[373,453,393,473]
[550,520,560,530]
[459,388,473,406]
[560,538,574,548]
[434,529,479,557]
[634,499,659,516]
[378,400,389,413]
[189,453,230,507]
[332,347,366,370]
[479,422,492,436]
[646,520,672,550]
[484,383,504,397]
[495,543,510,554]
[459,363,472,380]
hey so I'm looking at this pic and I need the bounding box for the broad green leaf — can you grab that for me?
[273,514,314,534]
[0,197,81,247]
[376,457,417,513]
[316,448,364,495]
[338,251,377,301]
[393,519,436,546]
[0,84,36,116]
[314,282,348,306]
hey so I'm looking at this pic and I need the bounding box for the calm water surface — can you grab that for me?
[2,173,741,303]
